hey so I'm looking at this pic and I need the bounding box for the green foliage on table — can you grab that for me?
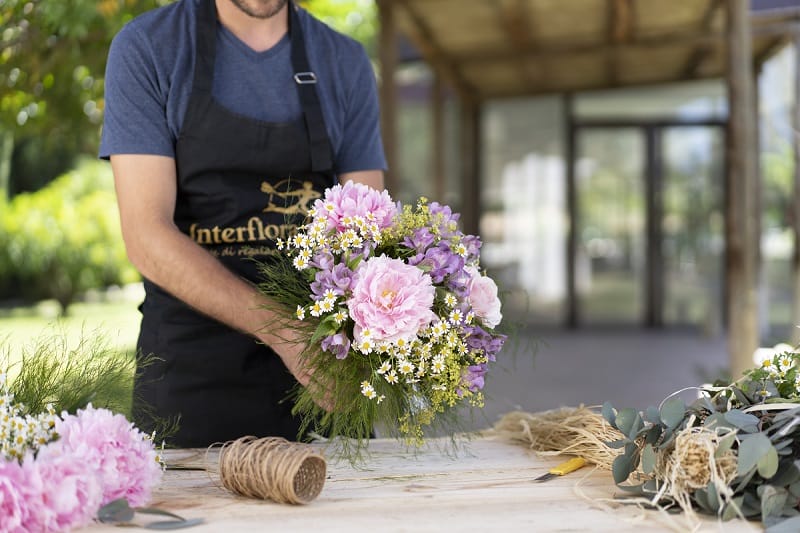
[0,159,138,314]
[602,348,800,530]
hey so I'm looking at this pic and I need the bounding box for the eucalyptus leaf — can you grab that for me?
[641,443,656,474]
[644,425,662,446]
[771,439,793,452]
[691,395,715,414]
[735,468,758,493]
[606,439,628,449]
[790,481,800,498]
[612,453,635,484]
[693,488,711,512]
[738,433,774,477]
[615,482,646,495]
[643,406,661,424]
[769,460,800,487]
[721,497,743,522]
[724,410,760,432]
[627,413,644,440]
[758,445,780,479]
[742,490,764,517]
[706,482,720,513]
[704,412,734,431]
[660,397,685,429]
[766,515,800,533]
[615,408,638,436]
[601,401,616,426]
[642,479,659,494]
[136,508,189,521]
[144,518,205,530]
[660,427,675,449]
[761,485,789,520]
[774,407,800,423]
[714,431,737,458]
[97,499,135,524]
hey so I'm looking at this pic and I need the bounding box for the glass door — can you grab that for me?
[575,128,646,325]
[661,126,725,332]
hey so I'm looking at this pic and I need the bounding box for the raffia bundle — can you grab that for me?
[216,436,327,505]
[490,407,625,470]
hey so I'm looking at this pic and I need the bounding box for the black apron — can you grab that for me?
[133,0,334,448]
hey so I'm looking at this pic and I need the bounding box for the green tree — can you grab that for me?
[0,0,169,196]
[301,0,377,56]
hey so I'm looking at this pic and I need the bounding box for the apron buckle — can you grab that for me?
[293,72,317,85]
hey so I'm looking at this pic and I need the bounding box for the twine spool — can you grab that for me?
[217,436,327,505]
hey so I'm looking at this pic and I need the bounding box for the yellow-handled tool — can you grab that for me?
[534,457,587,482]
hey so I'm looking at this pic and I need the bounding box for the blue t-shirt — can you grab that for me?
[99,0,386,175]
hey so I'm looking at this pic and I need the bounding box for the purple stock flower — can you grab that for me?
[462,363,488,392]
[461,235,482,262]
[311,263,355,299]
[321,333,352,359]
[448,268,471,297]
[465,325,506,362]
[403,227,435,253]
[311,250,334,271]
[409,242,464,284]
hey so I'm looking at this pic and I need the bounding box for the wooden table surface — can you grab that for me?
[84,435,761,532]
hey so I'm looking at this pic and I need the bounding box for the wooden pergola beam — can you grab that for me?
[493,0,543,93]
[682,0,724,78]
[455,17,800,66]
[606,0,634,85]
[394,0,477,103]
[496,0,533,49]
[754,35,790,66]
[725,0,760,379]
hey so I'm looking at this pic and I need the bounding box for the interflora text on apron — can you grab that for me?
[186,179,320,256]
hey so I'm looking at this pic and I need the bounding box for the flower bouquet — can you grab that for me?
[601,346,800,530]
[257,182,506,457]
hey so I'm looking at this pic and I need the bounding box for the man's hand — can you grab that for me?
[260,327,334,411]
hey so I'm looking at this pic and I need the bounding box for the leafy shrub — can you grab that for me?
[0,159,138,313]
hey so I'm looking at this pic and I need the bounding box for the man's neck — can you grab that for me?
[215,0,289,53]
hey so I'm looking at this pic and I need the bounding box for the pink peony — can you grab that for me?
[465,266,502,328]
[313,181,397,232]
[46,406,162,508]
[0,458,33,533]
[24,452,102,533]
[348,255,437,346]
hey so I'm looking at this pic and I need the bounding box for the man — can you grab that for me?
[100,0,386,447]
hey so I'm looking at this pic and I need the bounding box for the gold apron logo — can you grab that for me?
[187,180,319,246]
[261,179,321,215]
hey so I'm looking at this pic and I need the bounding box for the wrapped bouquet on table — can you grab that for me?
[494,345,800,531]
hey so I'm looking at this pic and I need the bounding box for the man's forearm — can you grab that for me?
[128,222,275,341]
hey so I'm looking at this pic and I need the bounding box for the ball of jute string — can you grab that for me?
[214,436,327,505]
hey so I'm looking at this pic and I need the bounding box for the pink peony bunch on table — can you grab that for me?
[0,383,163,533]
[260,181,507,454]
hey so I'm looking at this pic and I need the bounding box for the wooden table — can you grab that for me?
[84,436,761,532]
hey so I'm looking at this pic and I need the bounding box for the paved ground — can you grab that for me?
[470,327,730,431]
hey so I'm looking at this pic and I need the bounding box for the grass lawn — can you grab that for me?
[0,284,142,366]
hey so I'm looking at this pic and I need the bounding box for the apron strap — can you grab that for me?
[192,0,217,95]
[288,3,334,174]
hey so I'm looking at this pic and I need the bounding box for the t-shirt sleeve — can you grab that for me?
[99,24,175,160]
[334,45,387,174]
